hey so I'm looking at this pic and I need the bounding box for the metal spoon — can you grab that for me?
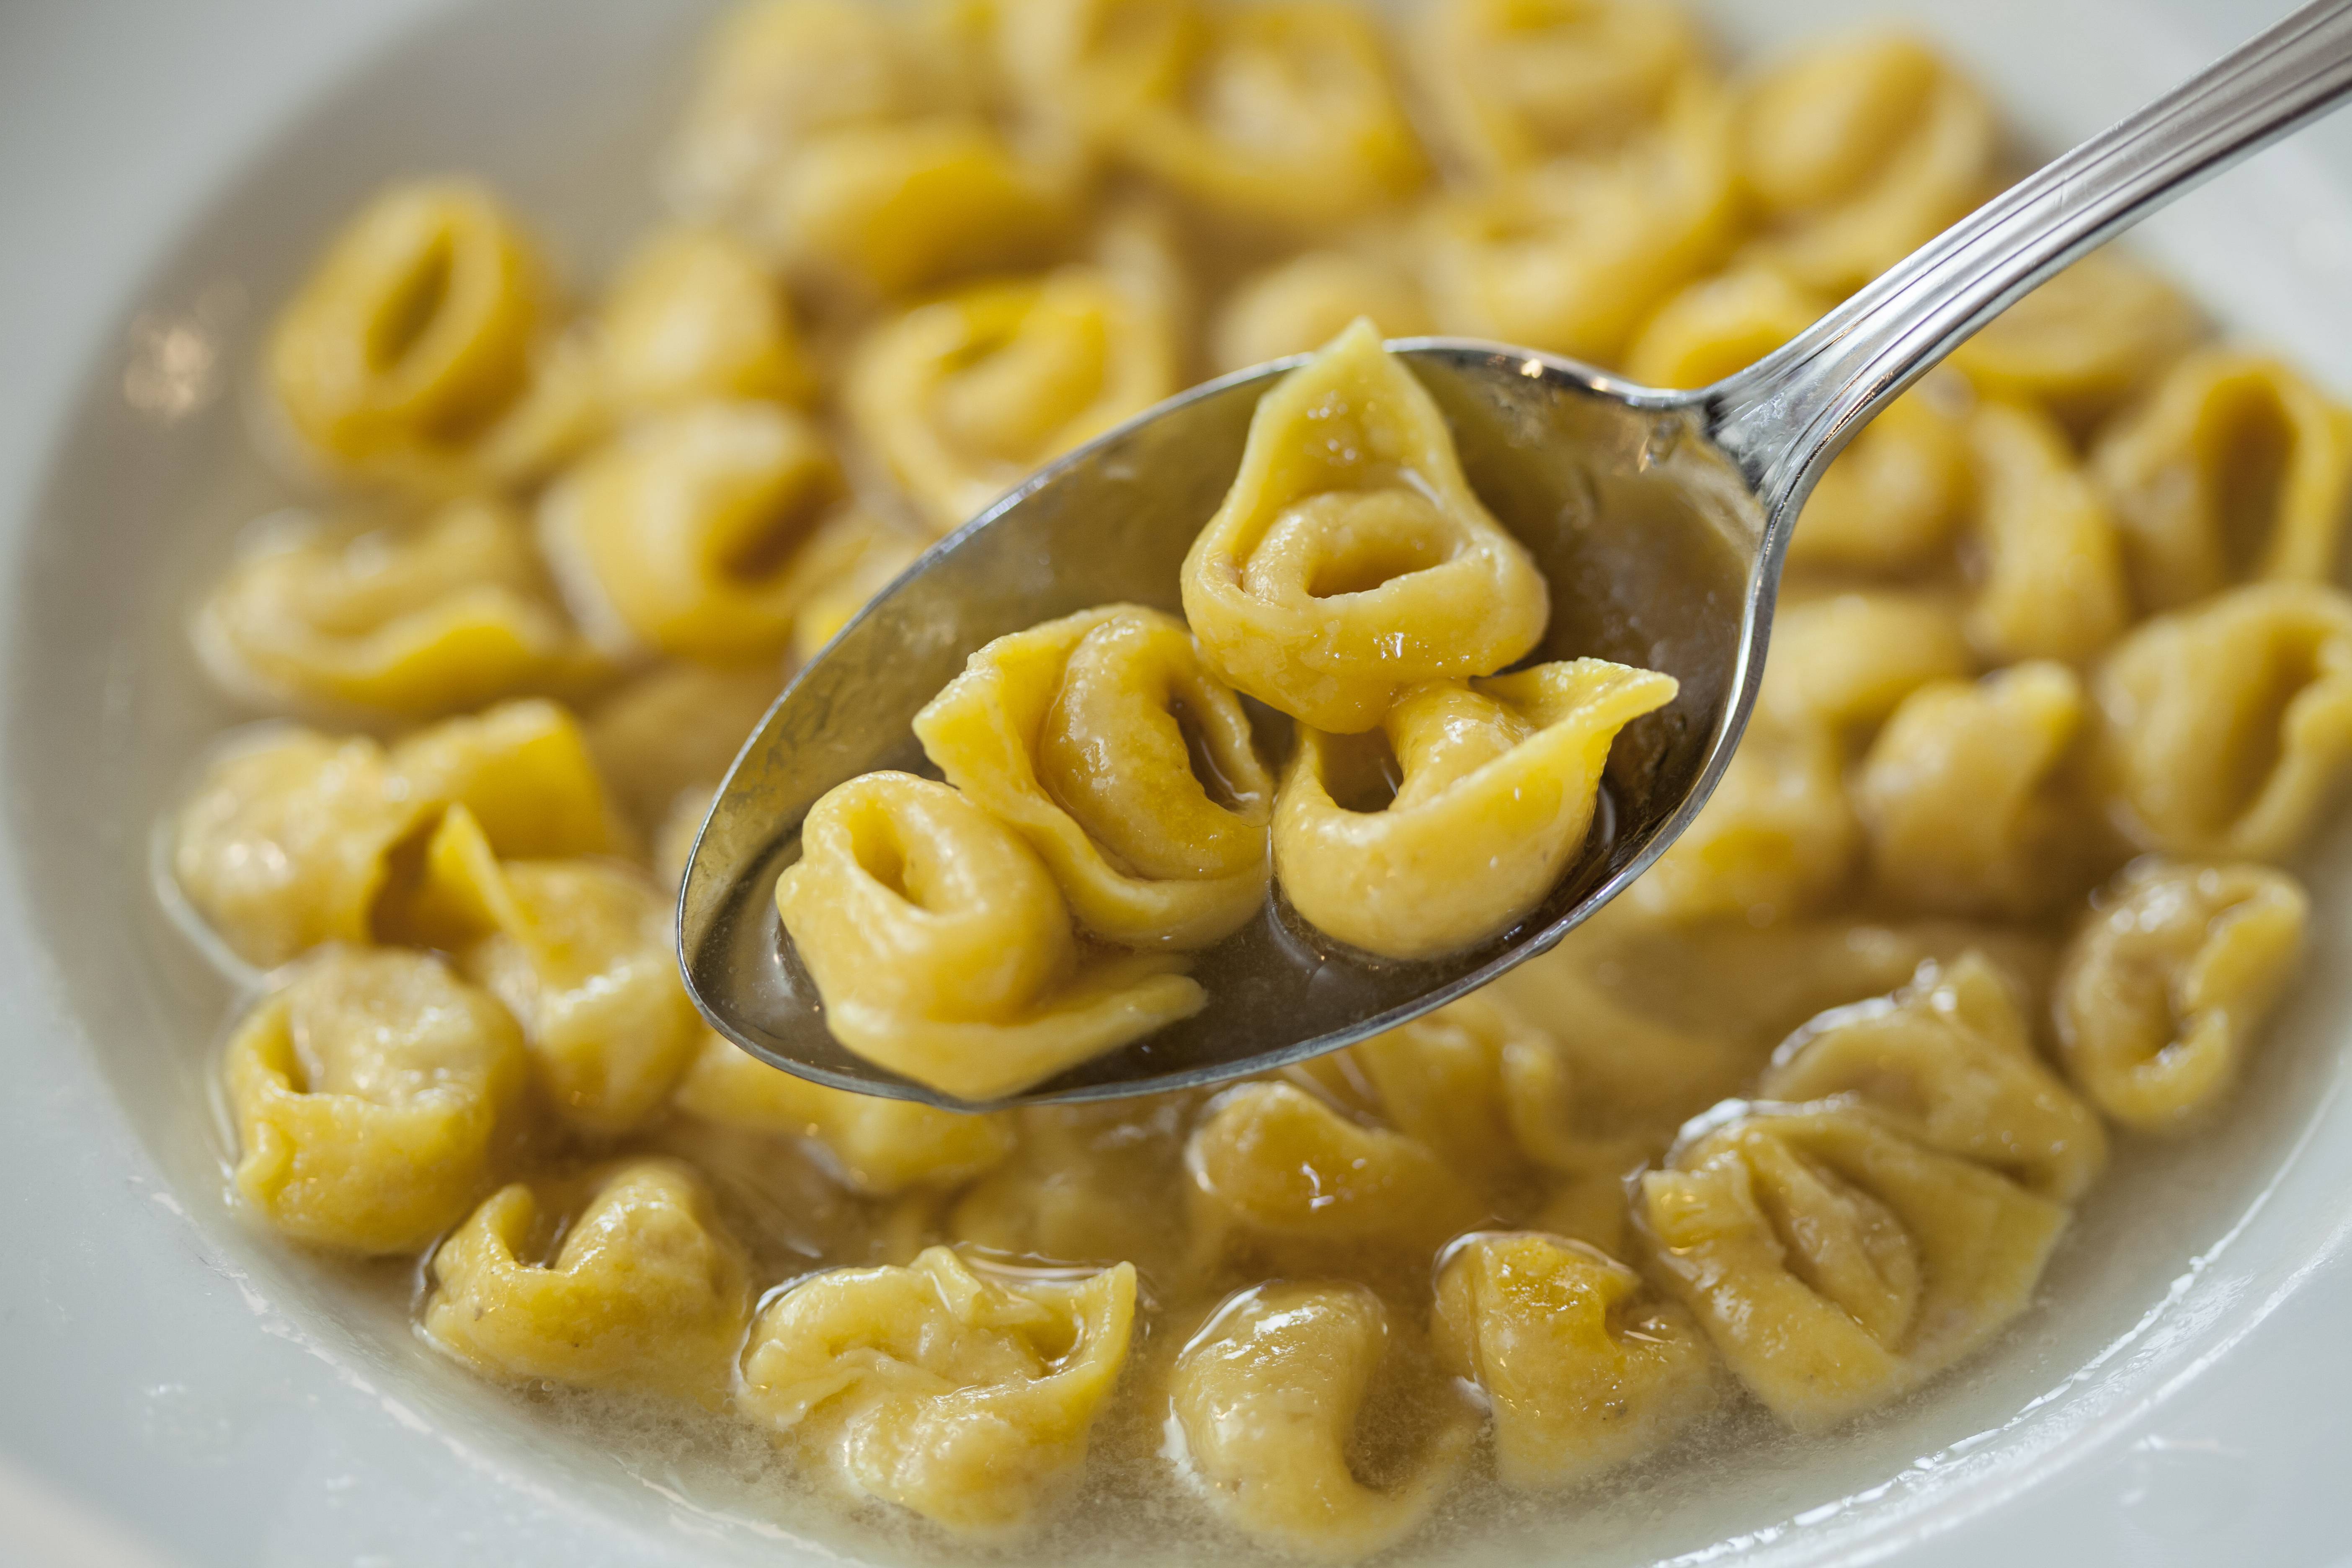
[681,0,2352,1109]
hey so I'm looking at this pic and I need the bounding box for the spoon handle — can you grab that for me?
[1707,0,2352,526]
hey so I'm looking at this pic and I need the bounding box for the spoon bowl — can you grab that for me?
[681,0,2352,1108]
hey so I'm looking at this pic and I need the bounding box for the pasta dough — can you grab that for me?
[1414,0,1699,178]
[1181,320,1549,732]
[1637,1105,2066,1427]
[1431,1231,1715,1490]
[775,772,1205,1099]
[1170,1281,1473,1560]
[2053,857,2308,1132]
[224,946,526,1253]
[737,1247,1136,1532]
[1274,660,1676,957]
[914,603,1273,949]
[423,1156,753,1400]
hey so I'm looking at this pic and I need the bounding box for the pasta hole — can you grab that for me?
[1307,531,1447,598]
[2214,395,2293,577]
[717,476,830,585]
[1320,728,1402,814]
[1172,697,1247,814]
[368,235,454,375]
[2215,634,2319,823]
[854,832,915,904]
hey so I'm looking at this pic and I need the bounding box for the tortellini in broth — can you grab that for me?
[1275,660,1676,958]
[737,1247,1136,1532]
[775,772,1206,1100]
[1180,320,1549,732]
[915,604,1274,949]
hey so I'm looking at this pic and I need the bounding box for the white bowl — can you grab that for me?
[3,0,2350,1563]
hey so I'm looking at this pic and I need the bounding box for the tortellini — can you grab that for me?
[384,697,633,862]
[1431,1231,1715,1490]
[1274,660,1676,958]
[267,179,551,489]
[751,117,1076,299]
[1950,248,2202,431]
[1760,952,2108,1202]
[847,256,1180,534]
[224,946,526,1253]
[1180,320,1549,732]
[1112,1,1426,237]
[1186,1081,1487,1259]
[1854,663,2092,918]
[775,772,1205,1100]
[949,1095,1198,1282]
[992,0,1200,153]
[1624,717,1857,925]
[195,498,606,719]
[914,604,1273,949]
[595,224,816,413]
[2093,349,2352,613]
[787,511,927,663]
[538,400,865,663]
[390,805,703,1132]
[671,1031,1016,1195]
[1625,265,1825,391]
[737,1247,1136,1532]
[1636,1105,2067,1427]
[1169,1281,1473,1560]
[174,730,432,970]
[1787,382,1972,575]
[423,1157,753,1400]
[2091,581,2352,860]
[1963,399,2132,668]
[1414,0,1699,177]
[1759,590,1973,732]
[1736,34,1996,296]
[1420,84,1739,363]
[2053,857,2308,1132]
[1209,249,1432,374]
[584,661,784,828]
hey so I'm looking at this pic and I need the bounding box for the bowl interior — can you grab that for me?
[13,0,2352,1562]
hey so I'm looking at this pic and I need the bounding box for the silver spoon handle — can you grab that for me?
[1708,0,2352,523]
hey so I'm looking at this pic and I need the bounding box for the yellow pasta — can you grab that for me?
[949,1096,1198,1282]
[1760,952,2108,1202]
[1169,1281,1472,1560]
[787,511,928,662]
[224,946,526,1253]
[1625,265,1826,390]
[993,0,1201,153]
[752,117,1076,299]
[1274,660,1676,958]
[1420,82,1740,363]
[1787,381,1973,574]
[2053,857,2308,1132]
[1186,1081,1488,1259]
[385,697,633,862]
[1636,1104,2066,1427]
[737,1247,1135,1532]
[386,806,703,1132]
[422,1157,753,1400]
[1181,321,1549,732]
[584,661,784,828]
[775,772,1204,1100]
[268,178,549,489]
[663,0,979,223]
[1736,34,1996,296]
[2091,581,2352,860]
[1415,0,1700,178]
[671,1031,1016,1194]
[1963,399,2131,668]
[1854,663,2092,918]
[1950,248,2202,431]
[539,400,870,664]
[195,498,605,719]
[1759,590,1973,732]
[915,604,1273,949]
[596,224,816,413]
[2093,349,2352,613]
[847,256,1180,534]
[1624,717,1857,925]
[1209,249,1431,374]
[1112,1,1425,237]
[1431,1231,1715,1490]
